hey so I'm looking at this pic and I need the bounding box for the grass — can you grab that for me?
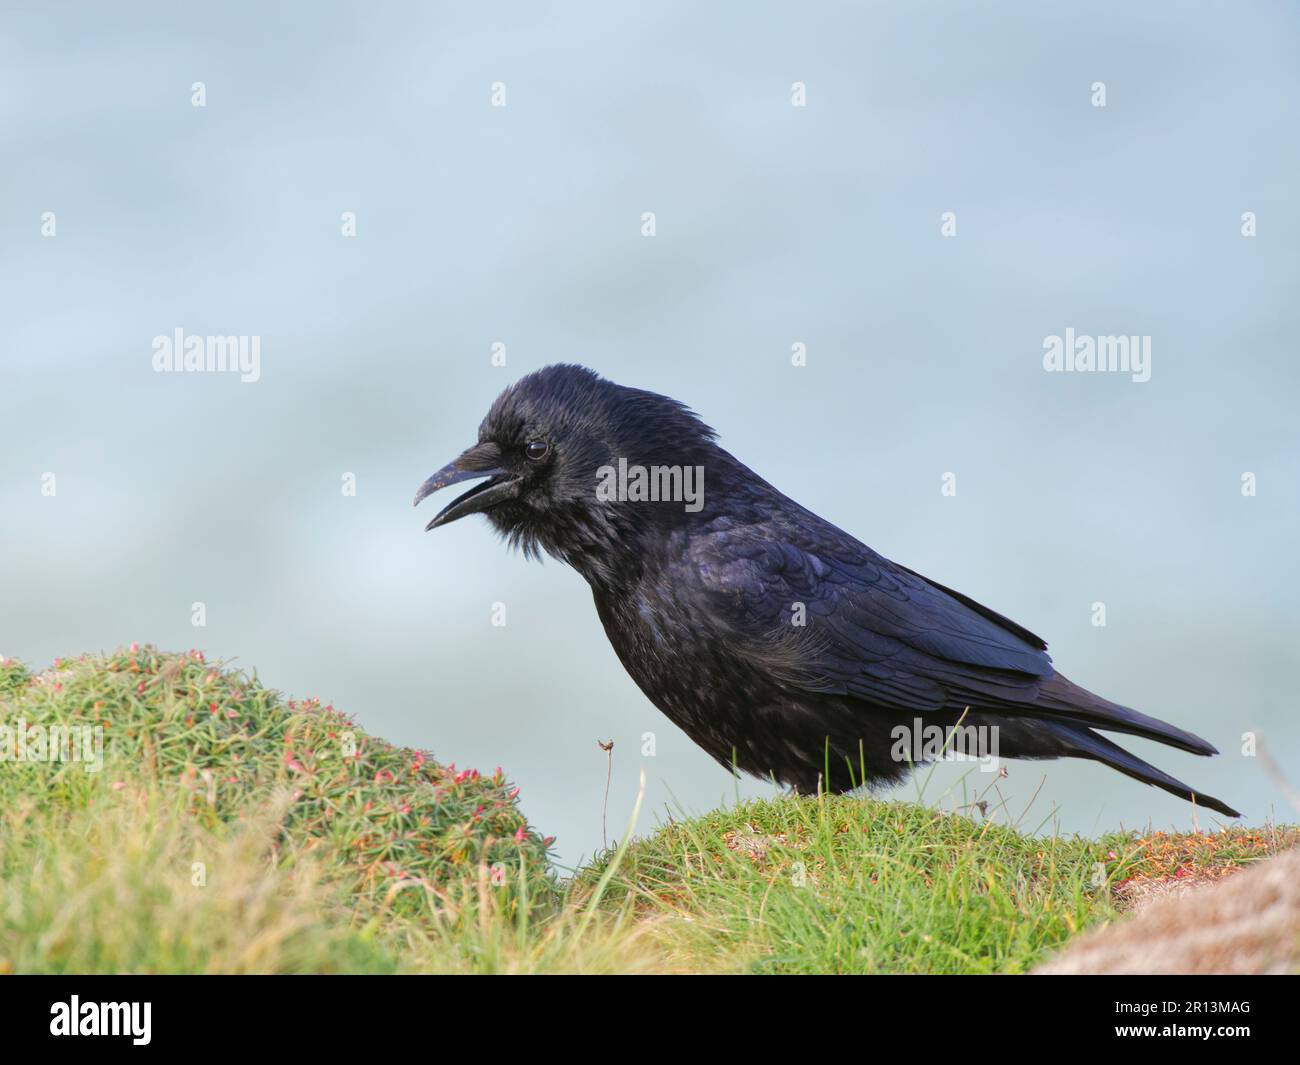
[583,795,1294,973]
[0,646,561,973]
[1,647,1292,974]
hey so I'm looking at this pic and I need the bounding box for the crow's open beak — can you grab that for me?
[413,441,521,530]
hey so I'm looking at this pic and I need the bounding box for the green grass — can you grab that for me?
[1,647,1291,974]
[585,795,1293,973]
[0,646,563,973]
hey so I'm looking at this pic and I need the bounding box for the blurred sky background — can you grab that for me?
[3,1,1298,869]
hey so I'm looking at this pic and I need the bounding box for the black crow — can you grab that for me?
[415,364,1239,817]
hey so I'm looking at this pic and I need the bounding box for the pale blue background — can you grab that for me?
[3,1,1297,868]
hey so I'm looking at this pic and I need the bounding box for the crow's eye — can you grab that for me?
[525,440,550,462]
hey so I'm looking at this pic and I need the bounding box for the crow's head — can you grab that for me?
[414,364,718,570]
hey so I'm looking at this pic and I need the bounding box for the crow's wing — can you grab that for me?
[680,523,1216,753]
[683,527,1051,710]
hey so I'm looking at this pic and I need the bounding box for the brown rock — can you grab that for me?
[1037,849,1300,975]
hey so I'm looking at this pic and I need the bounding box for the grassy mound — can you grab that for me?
[587,796,1294,973]
[0,646,553,973]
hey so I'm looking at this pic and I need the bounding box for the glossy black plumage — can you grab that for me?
[416,364,1239,818]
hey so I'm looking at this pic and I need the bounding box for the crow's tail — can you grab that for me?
[1035,673,1219,756]
[1060,726,1240,818]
